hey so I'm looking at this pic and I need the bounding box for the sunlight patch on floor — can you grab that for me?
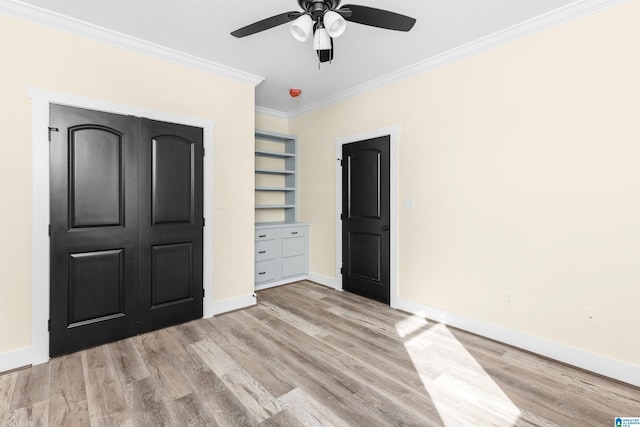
[395,314,431,338]
[396,320,522,426]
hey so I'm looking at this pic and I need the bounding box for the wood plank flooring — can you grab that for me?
[1,281,638,426]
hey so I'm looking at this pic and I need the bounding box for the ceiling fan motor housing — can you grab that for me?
[298,0,341,19]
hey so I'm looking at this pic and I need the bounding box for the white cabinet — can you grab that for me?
[254,221,309,289]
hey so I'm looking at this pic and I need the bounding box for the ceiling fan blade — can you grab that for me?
[231,11,302,38]
[340,5,416,32]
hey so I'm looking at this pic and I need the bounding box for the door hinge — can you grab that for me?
[203,218,205,227]
[340,159,343,166]
[202,147,205,156]
[340,266,344,275]
[48,319,51,331]
[340,213,344,220]
[203,288,205,297]
[48,224,51,236]
[47,127,59,142]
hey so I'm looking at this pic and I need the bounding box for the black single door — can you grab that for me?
[50,105,139,356]
[137,119,204,333]
[342,136,391,304]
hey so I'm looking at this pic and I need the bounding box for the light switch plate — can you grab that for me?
[403,198,415,209]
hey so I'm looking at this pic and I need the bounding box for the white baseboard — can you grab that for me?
[395,297,640,388]
[210,294,257,316]
[254,276,309,291]
[306,272,338,290]
[0,347,32,374]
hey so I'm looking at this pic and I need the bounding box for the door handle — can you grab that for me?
[382,225,390,231]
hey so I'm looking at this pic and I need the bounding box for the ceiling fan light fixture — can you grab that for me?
[290,14,313,42]
[313,27,331,51]
[323,10,346,38]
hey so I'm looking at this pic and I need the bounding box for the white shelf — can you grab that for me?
[256,204,296,209]
[255,149,295,158]
[255,168,295,175]
[256,186,295,192]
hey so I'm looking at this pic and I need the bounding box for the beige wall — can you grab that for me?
[290,1,640,366]
[256,113,289,134]
[0,15,256,353]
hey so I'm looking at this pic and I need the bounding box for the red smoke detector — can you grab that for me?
[289,88,302,98]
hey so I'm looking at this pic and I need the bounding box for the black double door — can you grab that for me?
[342,136,391,304]
[49,104,203,357]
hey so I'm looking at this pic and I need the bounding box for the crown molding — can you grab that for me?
[0,0,265,87]
[255,106,289,119]
[285,0,628,118]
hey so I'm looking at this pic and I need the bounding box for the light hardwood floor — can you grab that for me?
[1,281,638,426]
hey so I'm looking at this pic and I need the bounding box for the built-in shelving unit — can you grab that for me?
[254,130,300,224]
[254,130,309,289]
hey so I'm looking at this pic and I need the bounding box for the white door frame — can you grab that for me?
[335,126,400,308]
[29,87,216,365]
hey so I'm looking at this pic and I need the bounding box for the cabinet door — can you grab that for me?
[283,236,305,257]
[282,255,306,277]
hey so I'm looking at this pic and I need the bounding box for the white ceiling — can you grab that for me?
[5,0,590,114]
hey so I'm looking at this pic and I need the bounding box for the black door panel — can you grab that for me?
[50,105,138,356]
[151,135,195,225]
[67,249,126,326]
[348,232,381,281]
[150,243,194,308]
[137,119,203,333]
[342,136,390,304]
[348,149,382,219]
[68,125,124,228]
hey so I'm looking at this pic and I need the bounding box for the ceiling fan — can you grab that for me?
[230,0,416,63]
